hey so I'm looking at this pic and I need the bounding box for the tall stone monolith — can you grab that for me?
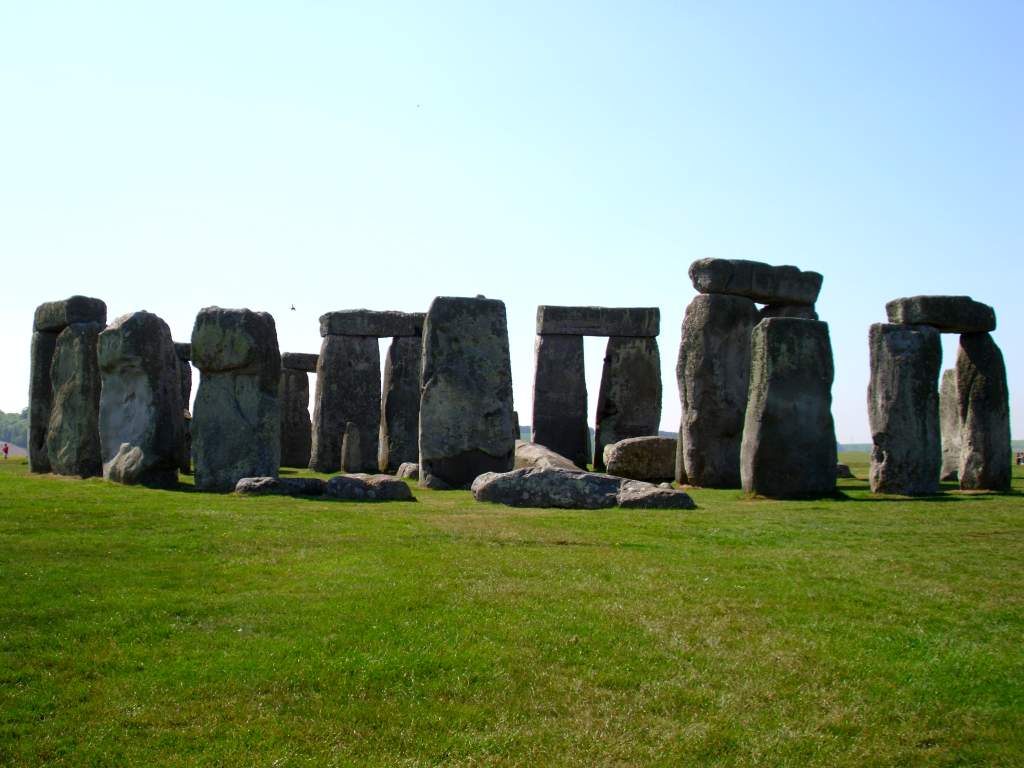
[939,369,960,482]
[379,335,422,473]
[280,370,312,468]
[531,333,589,469]
[310,335,380,473]
[47,322,105,477]
[593,337,661,471]
[956,333,1011,491]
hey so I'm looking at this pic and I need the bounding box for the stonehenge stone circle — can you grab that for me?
[531,333,589,468]
[279,354,315,468]
[677,293,758,488]
[689,258,823,306]
[867,323,942,495]
[419,296,515,489]
[603,436,677,483]
[956,333,1011,491]
[190,307,281,492]
[379,335,422,473]
[885,296,996,334]
[740,318,837,498]
[938,369,960,481]
[47,321,105,477]
[593,336,661,471]
[98,311,184,487]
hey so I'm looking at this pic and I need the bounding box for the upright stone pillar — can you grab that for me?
[938,369,960,482]
[174,342,192,474]
[379,335,422,472]
[47,322,105,477]
[531,334,588,469]
[310,335,380,473]
[956,333,1011,491]
[191,307,281,492]
[419,296,515,488]
[98,311,183,487]
[740,318,837,498]
[593,337,661,471]
[867,323,941,495]
[279,352,317,468]
[676,294,758,488]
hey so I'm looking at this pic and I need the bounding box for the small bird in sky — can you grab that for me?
[290,304,296,311]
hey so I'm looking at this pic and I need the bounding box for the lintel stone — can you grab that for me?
[281,352,319,372]
[885,296,995,333]
[319,310,425,338]
[536,306,660,337]
[34,295,107,332]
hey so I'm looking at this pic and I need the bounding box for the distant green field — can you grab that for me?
[1,458,1022,766]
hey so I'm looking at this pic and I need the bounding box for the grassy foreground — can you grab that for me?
[1,454,1022,767]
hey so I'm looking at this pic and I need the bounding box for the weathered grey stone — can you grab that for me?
[190,307,281,492]
[836,463,854,479]
[175,354,193,474]
[310,334,380,473]
[98,311,183,488]
[34,295,107,332]
[674,425,687,485]
[235,476,326,496]
[281,352,318,372]
[956,333,1011,491]
[396,462,419,480]
[28,330,58,473]
[939,369,960,481]
[419,297,516,489]
[174,342,191,361]
[535,306,660,337]
[758,304,819,321]
[180,412,192,475]
[677,294,758,488]
[514,440,579,471]
[531,334,589,468]
[603,436,677,483]
[325,473,415,501]
[886,296,995,334]
[319,310,425,338]
[867,323,942,496]
[616,480,696,509]
[279,367,312,467]
[47,322,104,477]
[593,336,662,471]
[740,318,837,498]
[472,467,622,509]
[689,259,823,305]
[379,335,422,473]
[340,421,361,473]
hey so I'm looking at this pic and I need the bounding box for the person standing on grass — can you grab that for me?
[1,443,8,461]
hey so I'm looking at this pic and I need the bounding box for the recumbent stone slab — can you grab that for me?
[310,335,380,473]
[593,337,662,471]
[379,335,422,473]
[514,440,579,471]
[885,296,995,334]
[535,306,660,337]
[47,322,105,477]
[471,468,695,510]
[603,436,677,483]
[531,333,589,469]
[689,259,823,305]
[319,310,425,338]
[956,333,1011,491]
[939,369,960,482]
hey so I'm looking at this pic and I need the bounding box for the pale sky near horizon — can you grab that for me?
[1,1,1020,442]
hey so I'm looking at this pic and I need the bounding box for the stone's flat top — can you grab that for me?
[281,352,319,372]
[885,295,996,333]
[34,295,107,332]
[536,305,660,337]
[191,306,279,374]
[320,310,426,338]
[174,342,191,361]
[688,258,823,305]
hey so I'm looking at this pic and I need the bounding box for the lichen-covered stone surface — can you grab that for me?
[471,468,695,510]
[689,259,822,305]
[33,295,107,333]
[324,474,414,501]
[885,296,995,334]
[235,476,326,496]
[603,436,677,483]
[47,322,104,477]
[531,333,589,468]
[956,333,1011,491]
[593,336,661,471]
[379,336,422,473]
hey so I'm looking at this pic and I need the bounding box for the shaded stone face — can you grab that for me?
[885,296,995,334]
[47,322,104,477]
[176,357,193,474]
[419,296,515,489]
[379,335,422,473]
[593,336,661,471]
[310,335,381,473]
[531,334,589,469]
[535,306,660,337]
[939,369,960,482]
[174,342,191,362]
[279,368,312,468]
[740,318,837,498]
[956,333,1011,491]
[28,330,58,473]
[867,323,942,496]
[758,304,818,321]
[281,352,319,373]
[34,295,107,332]
[319,310,425,338]
[98,311,183,488]
[677,293,758,488]
[190,307,281,492]
[689,259,823,305]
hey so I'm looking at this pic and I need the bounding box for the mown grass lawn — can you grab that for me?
[1,454,1022,767]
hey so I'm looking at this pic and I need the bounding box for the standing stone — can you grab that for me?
[674,424,687,485]
[867,323,942,495]
[190,307,281,492]
[47,322,104,477]
[379,335,422,473]
[279,366,312,468]
[677,293,758,487]
[419,296,515,488]
[740,318,837,498]
[956,333,1011,491]
[310,335,381,473]
[531,333,589,469]
[939,369,960,481]
[174,343,192,474]
[593,336,661,471]
[340,421,361,473]
[28,330,58,472]
[98,311,183,488]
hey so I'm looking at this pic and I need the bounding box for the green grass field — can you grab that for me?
[2,453,1022,766]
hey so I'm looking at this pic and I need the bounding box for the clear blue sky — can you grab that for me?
[1,1,1020,442]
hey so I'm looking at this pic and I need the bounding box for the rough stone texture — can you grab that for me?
[759,304,819,321]
[46,322,104,477]
[677,294,759,488]
[617,480,696,509]
[175,355,193,474]
[740,318,837,498]
[235,476,326,496]
[320,310,425,338]
[867,323,942,496]
[98,311,183,488]
[279,367,312,467]
[514,440,579,471]
[956,333,1011,491]
[939,369,961,481]
[28,331,58,473]
[34,295,107,332]
[396,462,419,480]
[281,352,319,372]
[472,468,622,509]
[340,421,361,473]
[379,335,422,473]
[419,297,516,489]
[310,334,381,473]
[689,259,823,305]
[190,307,281,492]
[886,296,996,334]
[174,342,191,361]
[674,425,687,485]
[325,473,415,501]
[535,306,660,337]
[836,463,854,479]
[603,436,677,483]
[531,334,589,468]
[593,336,662,471]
